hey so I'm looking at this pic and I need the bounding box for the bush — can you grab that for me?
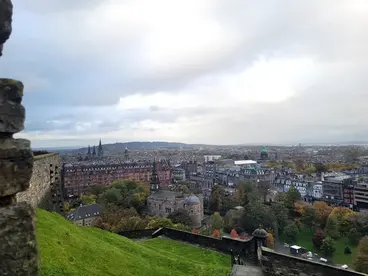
[284,223,298,244]
[320,237,336,257]
[345,246,352,255]
[312,229,325,249]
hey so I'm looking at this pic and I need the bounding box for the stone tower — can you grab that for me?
[150,159,160,192]
[124,146,129,161]
[0,2,38,274]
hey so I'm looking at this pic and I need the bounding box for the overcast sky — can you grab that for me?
[3,0,368,148]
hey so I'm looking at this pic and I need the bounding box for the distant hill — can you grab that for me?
[36,209,230,276]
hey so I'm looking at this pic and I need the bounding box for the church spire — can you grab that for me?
[150,158,160,192]
[87,145,91,156]
[98,139,103,157]
[92,145,96,156]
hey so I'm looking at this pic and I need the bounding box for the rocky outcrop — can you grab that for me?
[0,0,13,56]
[0,2,38,274]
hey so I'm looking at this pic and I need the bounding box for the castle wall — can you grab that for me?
[261,247,365,276]
[17,153,61,208]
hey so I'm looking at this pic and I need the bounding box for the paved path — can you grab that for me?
[230,265,263,276]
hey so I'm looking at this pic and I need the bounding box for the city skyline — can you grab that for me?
[4,1,368,147]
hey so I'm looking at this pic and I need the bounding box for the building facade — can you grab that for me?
[62,160,172,197]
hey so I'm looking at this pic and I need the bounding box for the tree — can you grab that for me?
[266,232,275,249]
[320,237,336,257]
[271,203,288,233]
[230,229,239,239]
[240,201,276,233]
[314,201,333,228]
[88,184,106,197]
[210,212,224,232]
[349,228,361,246]
[301,207,317,230]
[236,181,254,205]
[312,229,325,249]
[102,187,123,205]
[284,186,301,211]
[284,223,298,244]
[354,236,368,273]
[209,185,222,211]
[212,229,221,238]
[329,207,357,236]
[345,246,352,255]
[168,209,193,226]
[80,194,97,205]
[147,217,173,229]
[314,163,327,173]
[325,216,340,239]
[223,209,243,233]
[258,181,271,203]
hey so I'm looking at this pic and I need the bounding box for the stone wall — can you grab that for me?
[118,228,159,239]
[261,247,365,276]
[17,153,61,207]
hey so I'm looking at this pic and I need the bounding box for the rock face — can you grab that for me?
[0,203,38,276]
[0,0,13,56]
[0,4,39,272]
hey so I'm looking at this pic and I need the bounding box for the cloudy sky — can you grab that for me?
[3,0,368,148]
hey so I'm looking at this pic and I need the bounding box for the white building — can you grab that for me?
[203,155,221,163]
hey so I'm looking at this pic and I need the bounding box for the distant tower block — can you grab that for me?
[124,147,129,161]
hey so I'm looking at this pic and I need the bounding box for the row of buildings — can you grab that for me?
[62,160,172,197]
[274,171,368,209]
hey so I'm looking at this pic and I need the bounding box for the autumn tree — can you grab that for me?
[210,212,224,232]
[212,229,221,238]
[314,201,333,228]
[147,217,173,229]
[320,237,336,257]
[329,207,357,236]
[266,232,275,249]
[354,237,368,273]
[312,229,325,249]
[230,229,239,239]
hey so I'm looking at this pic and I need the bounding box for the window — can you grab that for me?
[165,208,171,214]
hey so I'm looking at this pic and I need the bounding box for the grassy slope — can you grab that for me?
[280,227,357,265]
[36,209,230,276]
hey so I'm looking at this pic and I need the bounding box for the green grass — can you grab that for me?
[280,227,357,265]
[36,209,230,276]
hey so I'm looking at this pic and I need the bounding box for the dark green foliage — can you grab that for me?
[320,237,336,257]
[168,208,193,226]
[301,207,317,230]
[284,223,298,244]
[348,228,361,245]
[209,185,222,212]
[345,246,352,255]
[354,236,368,273]
[270,203,288,233]
[325,216,340,239]
[239,201,276,233]
[284,186,301,211]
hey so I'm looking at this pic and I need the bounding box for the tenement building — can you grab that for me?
[147,160,204,228]
[62,160,172,197]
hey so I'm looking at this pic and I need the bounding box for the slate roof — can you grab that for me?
[67,203,102,221]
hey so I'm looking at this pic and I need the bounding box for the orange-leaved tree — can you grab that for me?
[212,229,221,238]
[266,232,275,248]
[230,229,239,239]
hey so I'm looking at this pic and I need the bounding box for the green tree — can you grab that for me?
[301,207,317,230]
[325,216,340,239]
[80,194,97,205]
[102,187,123,205]
[271,203,288,233]
[210,212,224,232]
[209,185,222,211]
[284,222,298,244]
[147,217,173,229]
[284,186,301,210]
[168,209,193,226]
[320,237,336,257]
[354,236,368,273]
[349,228,361,245]
[345,246,352,255]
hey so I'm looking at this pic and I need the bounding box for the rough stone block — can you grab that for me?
[0,78,25,134]
[0,202,38,276]
[0,138,33,197]
[0,0,13,56]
